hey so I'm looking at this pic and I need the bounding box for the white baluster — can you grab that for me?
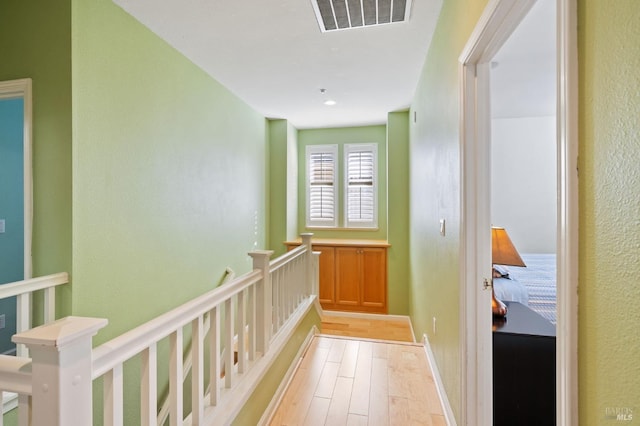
[169,328,183,426]
[104,364,123,426]
[141,344,157,426]
[209,306,220,406]
[247,285,256,361]
[43,287,55,324]
[191,316,204,425]
[224,298,234,389]
[237,290,246,374]
[17,394,30,426]
[249,250,273,354]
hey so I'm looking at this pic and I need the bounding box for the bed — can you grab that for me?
[493,253,557,324]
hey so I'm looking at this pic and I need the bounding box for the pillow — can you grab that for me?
[493,265,510,278]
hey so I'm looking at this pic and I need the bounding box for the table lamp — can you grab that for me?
[491,226,526,317]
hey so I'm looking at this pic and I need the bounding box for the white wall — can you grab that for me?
[491,116,556,253]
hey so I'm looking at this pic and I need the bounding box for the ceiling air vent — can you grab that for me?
[311,0,413,32]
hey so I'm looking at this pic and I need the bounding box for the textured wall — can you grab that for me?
[578,1,640,423]
[387,111,411,315]
[72,0,268,339]
[409,0,488,421]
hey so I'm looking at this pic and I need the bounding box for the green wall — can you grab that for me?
[268,119,299,256]
[578,1,640,423]
[71,0,268,422]
[71,0,267,341]
[387,111,410,315]
[0,0,73,319]
[408,0,488,421]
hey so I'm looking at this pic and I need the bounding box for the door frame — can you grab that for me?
[0,79,33,280]
[458,0,578,425]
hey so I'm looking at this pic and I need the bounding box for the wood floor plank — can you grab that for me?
[368,357,389,425]
[315,361,339,399]
[388,396,410,425]
[372,341,389,359]
[321,315,414,342]
[325,376,354,426]
[346,414,368,426]
[278,346,329,425]
[348,341,373,416]
[327,338,346,363]
[303,397,331,426]
[338,339,359,378]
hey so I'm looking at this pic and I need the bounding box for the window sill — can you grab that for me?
[305,226,379,232]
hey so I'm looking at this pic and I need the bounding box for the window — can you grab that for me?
[305,143,378,229]
[345,144,377,228]
[306,145,338,227]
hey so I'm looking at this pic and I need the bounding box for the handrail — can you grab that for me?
[269,244,306,272]
[0,234,319,425]
[0,272,69,299]
[92,269,262,379]
[0,355,32,395]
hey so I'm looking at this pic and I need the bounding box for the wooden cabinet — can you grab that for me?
[285,239,389,313]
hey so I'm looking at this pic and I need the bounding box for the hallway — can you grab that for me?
[268,321,446,425]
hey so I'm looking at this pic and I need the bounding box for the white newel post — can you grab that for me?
[300,233,314,297]
[249,250,273,355]
[12,316,108,426]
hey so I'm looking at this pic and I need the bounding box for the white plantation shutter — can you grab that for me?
[345,144,377,228]
[306,145,338,227]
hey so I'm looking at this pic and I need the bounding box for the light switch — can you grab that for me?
[0,219,5,233]
[439,219,446,236]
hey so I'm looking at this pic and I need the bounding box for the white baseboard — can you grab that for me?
[258,326,318,425]
[423,334,457,426]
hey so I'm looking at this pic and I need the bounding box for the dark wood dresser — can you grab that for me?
[493,301,556,425]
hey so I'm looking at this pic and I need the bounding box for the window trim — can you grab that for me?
[344,143,378,229]
[305,144,338,228]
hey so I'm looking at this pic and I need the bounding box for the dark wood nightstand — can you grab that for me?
[493,301,556,426]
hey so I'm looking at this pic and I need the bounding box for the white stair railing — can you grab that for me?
[0,272,69,357]
[0,272,69,418]
[0,234,319,426]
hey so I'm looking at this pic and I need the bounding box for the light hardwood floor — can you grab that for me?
[268,335,446,425]
[320,315,415,343]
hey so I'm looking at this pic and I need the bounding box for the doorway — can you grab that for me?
[459,0,578,425]
[0,79,33,356]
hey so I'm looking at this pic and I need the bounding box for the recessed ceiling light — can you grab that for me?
[324,99,336,106]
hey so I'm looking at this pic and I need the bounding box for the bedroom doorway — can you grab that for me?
[489,1,558,424]
[0,79,33,356]
[459,0,578,425]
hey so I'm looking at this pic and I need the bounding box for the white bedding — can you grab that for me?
[493,276,529,306]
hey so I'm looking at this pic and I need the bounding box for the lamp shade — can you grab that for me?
[492,227,526,267]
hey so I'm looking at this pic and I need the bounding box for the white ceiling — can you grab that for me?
[491,0,556,119]
[113,0,443,129]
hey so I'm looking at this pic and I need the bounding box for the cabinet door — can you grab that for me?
[360,247,387,310]
[314,245,336,307]
[335,247,360,308]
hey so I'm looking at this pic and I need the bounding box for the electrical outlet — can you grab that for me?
[0,314,5,329]
[433,317,437,335]
[0,219,5,233]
